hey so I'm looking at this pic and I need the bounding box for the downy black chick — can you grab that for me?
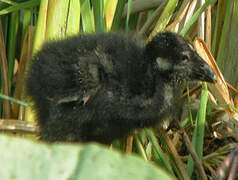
[26,32,216,144]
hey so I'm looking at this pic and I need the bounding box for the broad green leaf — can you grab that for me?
[0,135,174,180]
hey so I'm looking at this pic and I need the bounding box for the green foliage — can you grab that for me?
[0,0,237,179]
[0,135,174,180]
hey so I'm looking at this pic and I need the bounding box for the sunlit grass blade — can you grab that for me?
[134,134,148,161]
[105,0,118,31]
[0,0,17,5]
[46,0,69,39]
[148,0,178,41]
[32,0,48,54]
[81,0,95,33]
[66,0,80,36]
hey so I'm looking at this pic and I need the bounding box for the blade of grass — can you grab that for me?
[32,6,38,25]
[12,26,35,118]
[144,129,174,175]
[187,82,209,177]
[81,0,95,33]
[0,93,30,107]
[211,0,226,57]
[205,4,212,50]
[26,0,48,124]
[21,9,32,46]
[148,0,178,41]
[155,128,190,180]
[183,132,207,180]
[0,0,40,15]
[165,0,191,32]
[46,0,70,39]
[105,0,118,31]
[0,0,17,5]
[136,12,146,31]
[91,0,105,32]
[186,85,194,126]
[196,82,209,172]
[123,0,165,17]
[7,11,19,87]
[0,2,9,11]
[134,135,148,161]
[0,20,11,118]
[186,116,198,177]
[198,0,206,39]
[1,15,8,43]
[125,0,132,31]
[139,1,167,37]
[216,0,238,87]
[180,0,217,36]
[32,0,48,54]
[145,141,152,161]
[125,135,133,153]
[210,104,238,114]
[111,0,126,31]
[66,0,80,36]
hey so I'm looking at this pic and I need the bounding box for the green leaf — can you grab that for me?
[91,0,105,32]
[45,0,69,39]
[0,135,174,180]
[7,11,19,83]
[0,93,30,107]
[66,0,80,36]
[180,0,217,36]
[81,0,95,33]
[144,129,174,175]
[32,0,48,54]
[0,0,40,15]
[111,0,126,31]
[186,83,208,177]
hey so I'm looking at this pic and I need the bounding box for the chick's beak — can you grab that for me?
[200,64,217,83]
[190,54,217,83]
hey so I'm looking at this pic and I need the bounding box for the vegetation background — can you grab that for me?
[0,0,238,179]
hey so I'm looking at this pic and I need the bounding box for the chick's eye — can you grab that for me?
[182,51,190,61]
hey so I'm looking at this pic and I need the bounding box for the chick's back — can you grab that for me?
[26,33,151,143]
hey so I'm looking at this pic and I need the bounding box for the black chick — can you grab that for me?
[26,32,216,144]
